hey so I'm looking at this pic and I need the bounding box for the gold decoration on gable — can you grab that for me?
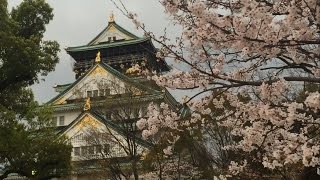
[107,26,133,40]
[83,97,91,111]
[108,26,116,33]
[75,115,99,131]
[95,51,101,63]
[132,88,142,96]
[90,66,107,76]
[126,64,141,75]
[55,98,67,105]
[109,11,115,22]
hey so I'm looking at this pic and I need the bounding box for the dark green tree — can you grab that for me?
[0,0,71,179]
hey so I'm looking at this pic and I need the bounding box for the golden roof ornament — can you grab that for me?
[83,97,91,111]
[109,11,115,22]
[95,51,101,63]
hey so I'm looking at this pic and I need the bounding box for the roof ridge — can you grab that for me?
[66,38,149,53]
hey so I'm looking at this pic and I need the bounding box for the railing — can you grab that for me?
[73,60,94,70]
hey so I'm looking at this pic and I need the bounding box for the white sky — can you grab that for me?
[8,0,180,103]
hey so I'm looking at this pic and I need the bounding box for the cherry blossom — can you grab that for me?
[113,0,320,178]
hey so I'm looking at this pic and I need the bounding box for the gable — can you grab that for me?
[60,111,152,158]
[49,63,157,105]
[88,22,139,45]
[64,113,105,137]
[62,112,122,141]
[63,113,133,158]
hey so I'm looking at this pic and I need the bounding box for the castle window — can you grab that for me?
[88,146,95,155]
[59,116,65,126]
[81,146,88,156]
[99,89,110,96]
[95,145,102,154]
[108,37,112,42]
[87,91,92,97]
[73,145,104,157]
[93,90,98,97]
[52,117,57,126]
[74,147,80,156]
[105,89,110,95]
[72,133,85,143]
[113,36,116,41]
[99,89,104,96]
[104,144,111,153]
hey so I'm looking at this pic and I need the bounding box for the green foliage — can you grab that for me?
[0,104,72,179]
[0,0,71,179]
[0,0,59,92]
[11,0,53,38]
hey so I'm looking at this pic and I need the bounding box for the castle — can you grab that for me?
[47,14,178,179]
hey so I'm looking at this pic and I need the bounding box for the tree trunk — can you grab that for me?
[132,160,139,180]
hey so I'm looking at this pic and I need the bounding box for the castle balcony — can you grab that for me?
[72,53,148,71]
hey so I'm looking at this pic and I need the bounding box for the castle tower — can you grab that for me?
[47,15,178,178]
[66,14,170,79]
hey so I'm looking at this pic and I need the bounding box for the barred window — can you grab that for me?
[95,145,102,154]
[99,89,105,96]
[52,117,57,126]
[104,144,111,153]
[88,146,95,155]
[93,90,98,97]
[87,91,92,97]
[74,147,80,156]
[81,146,88,156]
[59,116,65,126]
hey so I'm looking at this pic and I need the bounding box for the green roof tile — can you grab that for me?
[66,38,149,53]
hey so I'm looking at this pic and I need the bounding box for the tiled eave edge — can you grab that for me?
[52,93,164,112]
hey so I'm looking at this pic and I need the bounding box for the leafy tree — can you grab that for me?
[0,0,71,179]
[0,0,59,92]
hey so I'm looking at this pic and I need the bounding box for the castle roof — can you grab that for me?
[66,21,147,53]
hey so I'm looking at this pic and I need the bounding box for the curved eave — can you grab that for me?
[46,70,87,105]
[66,38,150,53]
[52,94,164,112]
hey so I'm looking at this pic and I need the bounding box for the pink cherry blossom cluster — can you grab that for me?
[137,103,180,140]
[218,87,320,169]
[228,160,247,175]
[113,0,320,177]
[154,155,201,179]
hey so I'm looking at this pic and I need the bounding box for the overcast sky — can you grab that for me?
[8,0,179,103]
